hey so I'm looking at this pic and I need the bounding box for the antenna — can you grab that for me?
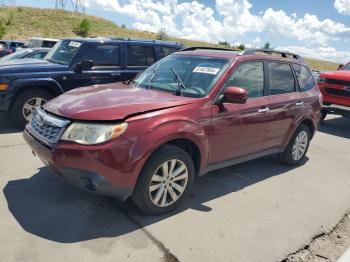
[55,0,85,13]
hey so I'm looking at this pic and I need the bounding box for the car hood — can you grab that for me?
[320,70,350,81]
[0,59,67,73]
[44,83,196,121]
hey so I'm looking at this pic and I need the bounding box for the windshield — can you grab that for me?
[45,40,81,65]
[341,63,350,70]
[133,54,231,97]
[1,49,32,61]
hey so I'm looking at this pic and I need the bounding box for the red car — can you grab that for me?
[23,48,322,214]
[318,62,350,119]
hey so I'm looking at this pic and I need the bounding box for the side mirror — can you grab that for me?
[72,60,93,72]
[224,86,248,104]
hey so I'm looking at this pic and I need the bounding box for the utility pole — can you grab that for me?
[55,0,85,13]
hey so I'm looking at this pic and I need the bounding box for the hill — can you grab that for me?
[0,6,340,71]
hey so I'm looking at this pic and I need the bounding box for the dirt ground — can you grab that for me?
[283,212,350,262]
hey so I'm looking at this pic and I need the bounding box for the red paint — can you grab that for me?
[319,68,350,107]
[24,50,321,199]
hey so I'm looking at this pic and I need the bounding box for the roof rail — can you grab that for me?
[180,46,240,52]
[241,48,303,60]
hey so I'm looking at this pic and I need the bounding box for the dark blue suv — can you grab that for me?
[0,37,183,127]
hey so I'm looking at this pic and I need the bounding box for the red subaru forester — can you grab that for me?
[24,47,322,214]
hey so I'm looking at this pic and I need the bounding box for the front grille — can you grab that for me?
[30,107,70,144]
[325,78,350,86]
[325,87,350,98]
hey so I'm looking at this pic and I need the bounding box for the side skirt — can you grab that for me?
[199,148,281,176]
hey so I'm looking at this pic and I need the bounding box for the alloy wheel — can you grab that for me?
[22,97,47,122]
[149,159,189,207]
[292,130,308,161]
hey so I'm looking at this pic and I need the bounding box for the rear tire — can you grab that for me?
[10,89,53,128]
[279,124,310,166]
[132,145,195,215]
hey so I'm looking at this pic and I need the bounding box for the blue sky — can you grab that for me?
[15,0,350,62]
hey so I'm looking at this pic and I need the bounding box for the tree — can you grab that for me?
[219,41,230,48]
[264,42,270,49]
[238,43,245,50]
[73,18,91,37]
[157,28,168,40]
[0,21,6,40]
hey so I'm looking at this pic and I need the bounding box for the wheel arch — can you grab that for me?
[9,78,63,109]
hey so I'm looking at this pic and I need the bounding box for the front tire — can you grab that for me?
[132,145,195,215]
[10,89,53,128]
[279,124,310,166]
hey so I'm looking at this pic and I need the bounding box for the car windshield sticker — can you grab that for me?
[193,66,220,75]
[68,41,81,48]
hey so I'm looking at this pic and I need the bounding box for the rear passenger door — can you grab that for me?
[264,61,305,150]
[123,44,156,80]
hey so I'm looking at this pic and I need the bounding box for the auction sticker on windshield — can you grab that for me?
[193,66,220,75]
[68,41,81,48]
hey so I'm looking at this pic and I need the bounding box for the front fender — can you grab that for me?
[1,78,64,111]
[123,117,209,181]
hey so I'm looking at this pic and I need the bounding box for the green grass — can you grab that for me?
[0,6,341,71]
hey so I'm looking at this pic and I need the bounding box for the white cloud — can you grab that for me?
[87,0,350,59]
[334,0,350,15]
[277,45,350,64]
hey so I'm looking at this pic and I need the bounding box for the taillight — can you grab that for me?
[318,92,323,104]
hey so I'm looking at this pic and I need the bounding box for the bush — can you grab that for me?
[0,21,6,40]
[73,18,90,37]
[157,28,168,40]
[238,44,245,50]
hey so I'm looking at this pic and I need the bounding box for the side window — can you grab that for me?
[293,64,315,91]
[225,61,264,98]
[81,45,120,67]
[159,46,180,59]
[30,52,47,59]
[267,62,296,95]
[127,45,155,66]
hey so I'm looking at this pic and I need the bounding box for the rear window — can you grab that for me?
[127,45,155,66]
[293,64,315,92]
[159,46,180,59]
[267,62,296,95]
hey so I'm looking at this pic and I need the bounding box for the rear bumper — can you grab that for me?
[23,128,141,200]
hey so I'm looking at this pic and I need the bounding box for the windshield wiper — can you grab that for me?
[170,66,187,96]
[147,63,160,90]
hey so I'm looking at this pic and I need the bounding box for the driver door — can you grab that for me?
[209,61,270,163]
[68,44,123,90]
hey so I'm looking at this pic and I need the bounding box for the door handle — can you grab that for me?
[110,73,121,76]
[258,107,270,113]
[296,101,304,106]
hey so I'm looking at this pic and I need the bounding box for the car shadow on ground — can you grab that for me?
[3,156,305,243]
[0,113,21,134]
[319,116,350,139]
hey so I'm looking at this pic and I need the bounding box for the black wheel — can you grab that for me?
[132,145,195,215]
[279,124,310,166]
[321,108,328,121]
[10,89,53,128]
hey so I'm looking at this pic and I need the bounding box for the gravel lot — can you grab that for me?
[0,113,349,262]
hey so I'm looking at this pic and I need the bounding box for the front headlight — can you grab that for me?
[61,122,128,145]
